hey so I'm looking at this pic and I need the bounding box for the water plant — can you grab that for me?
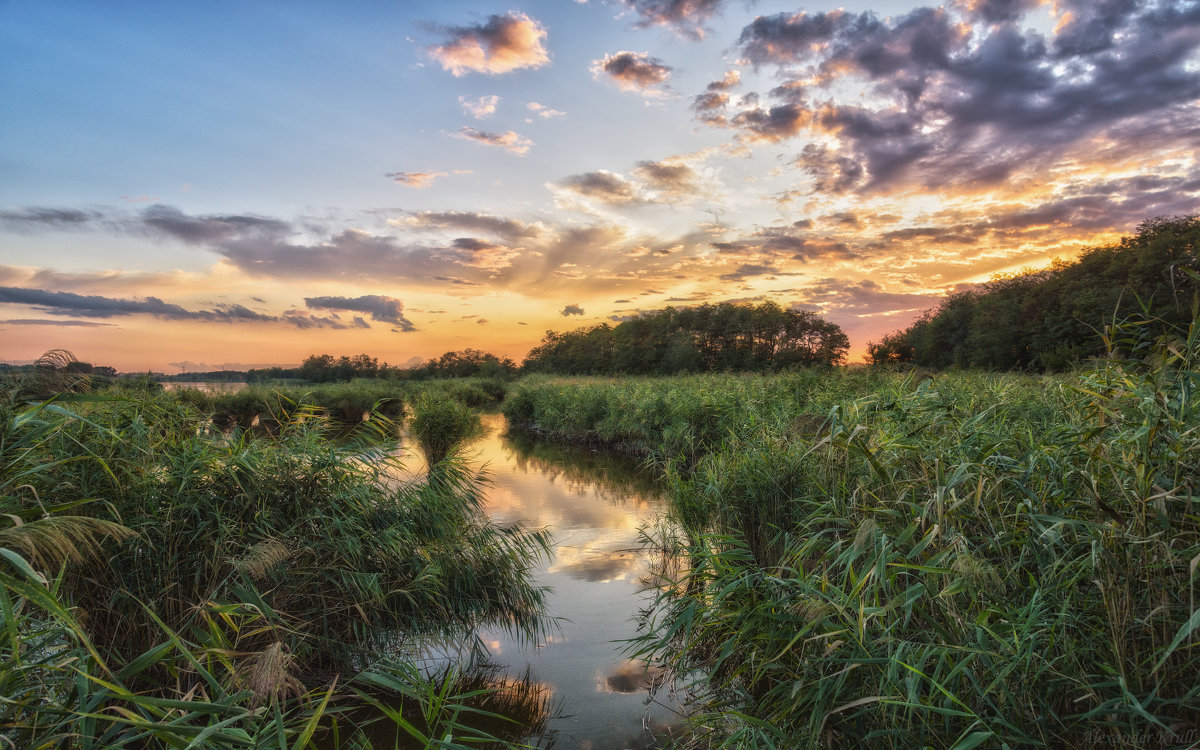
[409,391,485,467]
[0,388,550,747]
[507,318,1200,746]
[625,319,1200,747]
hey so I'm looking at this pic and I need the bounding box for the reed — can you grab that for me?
[0,388,550,747]
[510,320,1200,746]
[629,322,1200,747]
[409,391,485,467]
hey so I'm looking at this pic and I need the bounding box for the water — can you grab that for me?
[402,414,682,748]
[159,381,247,392]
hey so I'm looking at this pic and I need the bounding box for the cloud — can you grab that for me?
[631,159,700,197]
[953,0,1042,24]
[793,277,943,317]
[713,226,860,263]
[620,0,731,39]
[386,170,447,188]
[729,103,812,143]
[721,3,1200,194]
[459,94,500,119]
[140,205,290,245]
[0,285,345,327]
[428,12,550,76]
[592,51,672,95]
[561,304,585,316]
[0,207,101,230]
[559,170,641,205]
[398,210,541,241]
[718,263,787,281]
[454,127,534,155]
[527,101,565,118]
[692,72,742,126]
[303,294,416,331]
[0,318,116,327]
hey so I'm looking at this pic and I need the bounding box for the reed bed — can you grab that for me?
[503,368,896,462]
[167,375,507,429]
[0,389,549,748]
[511,320,1200,747]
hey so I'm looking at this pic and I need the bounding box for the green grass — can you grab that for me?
[509,318,1200,747]
[0,389,550,748]
[409,392,486,468]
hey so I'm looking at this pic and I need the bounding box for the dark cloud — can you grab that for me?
[428,12,549,76]
[718,262,777,280]
[621,0,729,38]
[0,285,198,319]
[592,51,673,95]
[0,285,343,327]
[730,103,810,142]
[559,171,641,205]
[1053,0,1141,56]
[142,205,290,245]
[561,304,585,316]
[454,127,533,155]
[723,3,1200,194]
[0,318,116,327]
[692,91,730,123]
[404,211,540,241]
[0,207,100,230]
[713,226,859,262]
[281,311,355,330]
[451,237,502,253]
[824,212,861,229]
[0,284,392,331]
[692,71,740,122]
[303,294,416,331]
[792,144,866,195]
[632,160,700,197]
[955,0,1041,24]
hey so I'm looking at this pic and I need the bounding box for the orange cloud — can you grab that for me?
[429,12,549,76]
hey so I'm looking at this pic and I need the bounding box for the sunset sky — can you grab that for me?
[2,0,1198,371]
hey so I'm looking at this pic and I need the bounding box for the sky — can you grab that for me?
[2,0,1199,371]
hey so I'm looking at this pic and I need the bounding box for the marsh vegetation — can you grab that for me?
[0,373,551,748]
[5,244,1199,746]
[505,314,1200,748]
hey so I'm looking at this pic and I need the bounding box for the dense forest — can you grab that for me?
[868,215,1200,370]
[522,301,849,374]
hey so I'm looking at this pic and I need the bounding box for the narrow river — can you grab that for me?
[402,413,682,748]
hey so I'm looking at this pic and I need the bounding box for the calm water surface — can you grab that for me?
[401,413,682,748]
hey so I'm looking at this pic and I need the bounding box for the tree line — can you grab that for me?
[868,215,1200,370]
[523,301,849,374]
[245,349,518,383]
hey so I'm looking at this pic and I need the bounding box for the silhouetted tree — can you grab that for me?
[868,215,1200,370]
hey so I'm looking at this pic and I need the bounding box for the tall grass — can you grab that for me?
[0,389,550,747]
[510,322,1200,746]
[631,323,1199,747]
[503,369,894,462]
[409,392,485,468]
